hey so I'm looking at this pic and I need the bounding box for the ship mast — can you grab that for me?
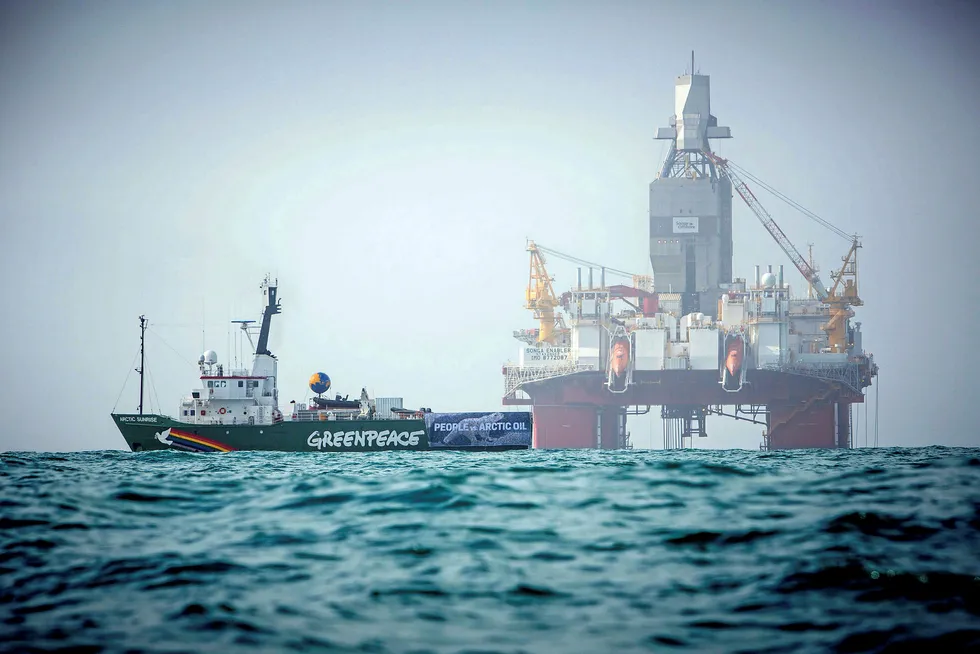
[254,275,281,357]
[138,315,146,415]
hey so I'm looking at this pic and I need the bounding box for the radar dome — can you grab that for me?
[760,272,777,288]
[309,372,331,395]
[203,350,218,365]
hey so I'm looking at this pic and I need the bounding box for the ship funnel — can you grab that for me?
[778,265,784,289]
[754,265,760,289]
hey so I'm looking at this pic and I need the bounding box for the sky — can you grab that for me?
[1,0,978,452]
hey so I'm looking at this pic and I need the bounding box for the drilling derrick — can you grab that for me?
[651,55,733,317]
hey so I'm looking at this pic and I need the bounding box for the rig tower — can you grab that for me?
[651,52,732,318]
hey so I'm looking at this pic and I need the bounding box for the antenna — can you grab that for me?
[138,315,147,415]
[691,50,694,76]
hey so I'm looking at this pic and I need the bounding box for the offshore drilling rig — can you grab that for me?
[502,59,878,450]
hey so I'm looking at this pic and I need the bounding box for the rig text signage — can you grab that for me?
[672,217,699,234]
[520,347,571,367]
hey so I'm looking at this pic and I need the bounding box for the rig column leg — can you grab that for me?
[767,402,836,449]
[835,402,851,449]
[532,405,600,449]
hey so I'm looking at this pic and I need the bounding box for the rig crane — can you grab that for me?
[524,240,565,345]
[703,150,863,353]
[522,242,643,346]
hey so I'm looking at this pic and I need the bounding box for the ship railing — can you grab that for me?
[289,410,378,422]
[186,417,275,427]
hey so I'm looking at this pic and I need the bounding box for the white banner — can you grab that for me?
[673,217,699,234]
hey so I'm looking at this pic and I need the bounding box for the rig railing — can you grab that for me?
[503,362,597,400]
[759,357,876,394]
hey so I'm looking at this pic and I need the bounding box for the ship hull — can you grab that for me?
[112,414,528,453]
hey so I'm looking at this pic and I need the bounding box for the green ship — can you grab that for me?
[112,277,531,453]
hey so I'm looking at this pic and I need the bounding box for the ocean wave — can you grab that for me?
[2,446,979,653]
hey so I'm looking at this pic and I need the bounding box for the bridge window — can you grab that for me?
[238,381,244,387]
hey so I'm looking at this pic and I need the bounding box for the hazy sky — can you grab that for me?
[2,0,978,452]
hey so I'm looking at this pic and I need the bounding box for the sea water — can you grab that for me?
[2,447,978,653]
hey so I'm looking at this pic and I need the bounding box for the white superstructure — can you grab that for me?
[172,277,406,427]
[179,276,283,426]
[503,263,874,400]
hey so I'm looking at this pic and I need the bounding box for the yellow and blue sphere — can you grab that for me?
[309,372,331,395]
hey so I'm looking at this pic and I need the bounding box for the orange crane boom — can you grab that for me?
[703,150,863,353]
[704,151,829,301]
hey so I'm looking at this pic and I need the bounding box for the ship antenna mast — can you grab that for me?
[138,315,147,415]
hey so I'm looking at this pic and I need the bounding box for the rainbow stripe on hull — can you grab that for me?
[164,429,235,453]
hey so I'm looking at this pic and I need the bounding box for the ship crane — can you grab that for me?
[703,150,863,353]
